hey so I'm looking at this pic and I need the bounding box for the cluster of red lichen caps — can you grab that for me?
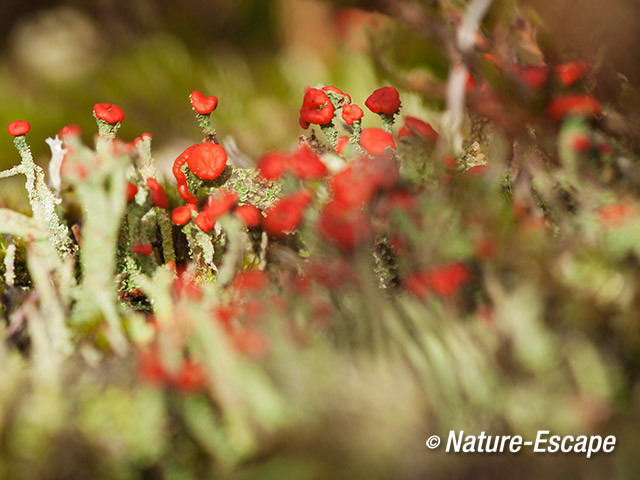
[77,95,244,239]
[257,144,327,181]
[4,83,442,259]
[291,84,440,250]
[463,55,601,124]
[3,83,490,353]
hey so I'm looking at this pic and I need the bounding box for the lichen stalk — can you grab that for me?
[11,135,75,258]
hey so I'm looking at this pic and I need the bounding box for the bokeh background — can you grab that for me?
[0,0,448,182]
[5,0,640,192]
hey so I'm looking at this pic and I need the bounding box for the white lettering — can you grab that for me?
[509,436,523,453]
[446,431,463,452]
[534,430,549,453]
[602,436,616,453]
[586,436,602,458]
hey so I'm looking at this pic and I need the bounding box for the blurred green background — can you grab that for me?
[0,1,415,170]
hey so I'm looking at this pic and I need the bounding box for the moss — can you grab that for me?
[224,168,282,209]
[372,236,400,291]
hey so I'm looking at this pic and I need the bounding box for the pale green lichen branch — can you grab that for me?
[380,113,396,134]
[0,165,25,178]
[348,121,365,155]
[216,216,245,285]
[194,228,217,272]
[46,135,66,195]
[4,242,16,287]
[196,113,217,139]
[0,208,49,240]
[156,208,176,264]
[94,117,121,142]
[27,245,72,358]
[136,136,156,178]
[10,135,75,258]
[320,122,338,150]
[72,151,130,355]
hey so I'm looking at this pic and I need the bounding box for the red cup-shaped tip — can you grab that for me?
[58,124,81,139]
[257,152,288,180]
[194,211,216,232]
[299,88,335,128]
[360,128,396,156]
[93,103,125,123]
[146,178,169,209]
[546,94,601,121]
[234,204,262,228]
[263,197,305,237]
[342,104,364,126]
[190,90,218,115]
[171,205,194,225]
[126,182,139,202]
[365,86,401,115]
[8,120,30,136]
[397,116,439,142]
[186,142,227,180]
[288,144,327,180]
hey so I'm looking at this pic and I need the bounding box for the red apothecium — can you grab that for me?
[360,128,396,156]
[126,182,138,202]
[194,190,238,232]
[299,88,335,129]
[519,65,549,90]
[263,190,312,237]
[546,94,601,121]
[257,151,288,180]
[397,116,439,141]
[186,142,227,180]
[171,205,194,225]
[555,61,590,87]
[365,86,401,115]
[58,124,81,139]
[341,104,364,125]
[288,144,327,180]
[7,120,30,136]
[146,178,169,209]
[189,90,218,115]
[234,204,262,228]
[93,103,124,123]
[318,201,372,251]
